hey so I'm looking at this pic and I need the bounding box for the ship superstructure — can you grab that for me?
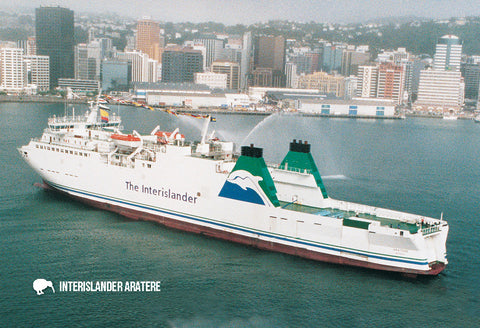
[19,102,449,276]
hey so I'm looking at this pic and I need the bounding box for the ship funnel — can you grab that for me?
[218,144,279,207]
[241,144,263,158]
[280,140,328,199]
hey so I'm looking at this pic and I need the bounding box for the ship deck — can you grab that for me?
[279,201,421,233]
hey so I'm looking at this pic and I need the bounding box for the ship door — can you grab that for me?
[269,216,277,232]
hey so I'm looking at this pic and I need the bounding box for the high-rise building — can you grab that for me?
[161,47,203,83]
[211,61,240,90]
[461,63,480,100]
[75,44,97,80]
[285,62,298,88]
[25,55,50,92]
[35,6,74,88]
[101,59,131,91]
[376,63,405,104]
[416,70,464,108]
[136,18,162,62]
[356,65,378,98]
[117,50,157,83]
[404,59,427,102]
[253,35,286,87]
[322,43,345,73]
[433,35,462,71]
[240,31,253,90]
[0,48,27,92]
[341,50,370,76]
[193,37,224,69]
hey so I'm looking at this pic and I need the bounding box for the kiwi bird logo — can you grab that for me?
[33,279,55,295]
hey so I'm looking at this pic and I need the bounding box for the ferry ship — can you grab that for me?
[18,102,449,276]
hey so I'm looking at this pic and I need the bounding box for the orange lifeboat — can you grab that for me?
[111,133,142,148]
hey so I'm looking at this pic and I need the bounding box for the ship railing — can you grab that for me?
[269,163,312,175]
[421,225,441,236]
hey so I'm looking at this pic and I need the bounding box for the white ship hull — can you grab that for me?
[19,106,449,276]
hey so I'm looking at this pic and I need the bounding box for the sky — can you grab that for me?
[3,0,480,24]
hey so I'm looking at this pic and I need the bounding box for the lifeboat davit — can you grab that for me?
[111,133,142,148]
[155,131,185,144]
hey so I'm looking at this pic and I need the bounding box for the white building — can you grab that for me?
[0,48,27,93]
[299,99,396,117]
[116,50,158,83]
[356,65,378,98]
[193,38,224,68]
[433,35,462,71]
[285,62,298,89]
[24,55,50,92]
[415,69,464,109]
[75,44,96,80]
[195,72,227,89]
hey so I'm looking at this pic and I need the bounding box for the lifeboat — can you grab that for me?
[111,133,142,148]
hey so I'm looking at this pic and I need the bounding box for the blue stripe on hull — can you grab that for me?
[48,181,429,267]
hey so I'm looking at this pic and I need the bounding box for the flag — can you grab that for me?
[100,109,109,123]
[99,104,111,111]
[165,109,178,117]
[210,116,216,122]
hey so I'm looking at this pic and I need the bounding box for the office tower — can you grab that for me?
[117,50,157,83]
[24,55,50,92]
[136,18,162,62]
[404,59,427,102]
[341,50,370,76]
[211,61,240,90]
[193,37,224,69]
[289,54,314,75]
[322,43,345,73]
[285,62,298,88]
[253,35,286,87]
[433,35,462,71]
[376,63,405,104]
[75,44,97,80]
[161,47,203,83]
[0,48,27,92]
[461,63,480,100]
[35,6,74,88]
[416,70,463,107]
[101,59,132,91]
[240,31,253,90]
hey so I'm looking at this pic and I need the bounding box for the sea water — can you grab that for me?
[1,103,479,327]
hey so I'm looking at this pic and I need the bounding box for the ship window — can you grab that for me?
[84,153,87,157]
[147,164,151,168]
[56,148,59,152]
[70,151,73,154]
[61,149,64,153]
[400,231,404,236]
[74,152,78,155]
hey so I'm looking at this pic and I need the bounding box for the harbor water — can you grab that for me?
[1,102,479,327]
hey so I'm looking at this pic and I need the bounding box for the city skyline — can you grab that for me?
[1,0,480,24]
